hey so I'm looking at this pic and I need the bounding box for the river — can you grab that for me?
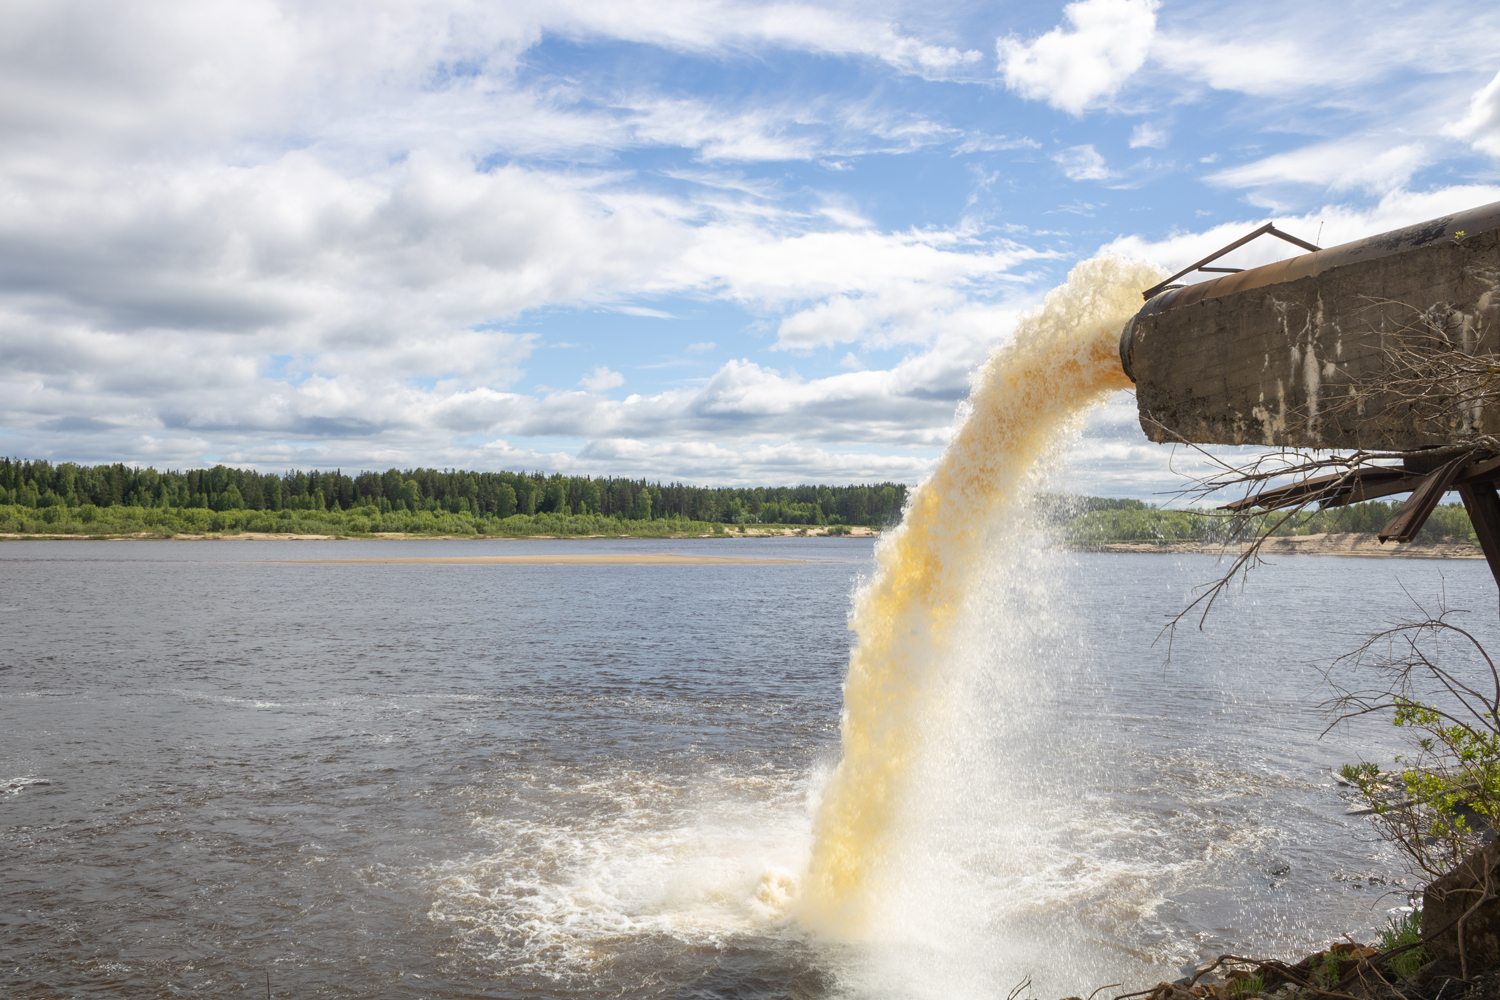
[2,537,1495,998]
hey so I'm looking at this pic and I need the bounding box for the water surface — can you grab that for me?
[2,537,1495,998]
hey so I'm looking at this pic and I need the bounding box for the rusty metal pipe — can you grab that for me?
[1119,201,1500,451]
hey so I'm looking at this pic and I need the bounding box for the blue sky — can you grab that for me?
[2,0,1499,495]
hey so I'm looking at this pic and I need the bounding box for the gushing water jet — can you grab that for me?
[798,255,1167,935]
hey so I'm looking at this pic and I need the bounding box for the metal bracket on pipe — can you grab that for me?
[1140,223,1322,301]
[1378,452,1475,542]
[1223,452,1500,514]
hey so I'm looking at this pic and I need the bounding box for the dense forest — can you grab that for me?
[0,457,907,528]
[0,457,1481,544]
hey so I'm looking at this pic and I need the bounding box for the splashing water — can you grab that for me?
[799,255,1167,936]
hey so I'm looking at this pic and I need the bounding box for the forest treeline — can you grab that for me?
[0,457,1481,544]
[0,457,907,528]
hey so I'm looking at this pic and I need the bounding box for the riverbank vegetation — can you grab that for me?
[1,457,1482,544]
[0,458,907,535]
[1058,498,1478,548]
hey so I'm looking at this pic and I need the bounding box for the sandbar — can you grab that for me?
[276,553,806,565]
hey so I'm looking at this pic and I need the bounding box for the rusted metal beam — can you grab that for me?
[1221,467,1408,511]
[1141,223,1321,301]
[1458,482,1500,593]
[1378,452,1474,543]
[1455,454,1500,486]
[1223,451,1500,514]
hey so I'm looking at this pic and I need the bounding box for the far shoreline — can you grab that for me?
[0,525,885,542]
[1064,531,1483,560]
[1,528,1485,560]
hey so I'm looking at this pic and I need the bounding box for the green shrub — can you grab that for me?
[1229,973,1264,997]
[1315,951,1341,989]
[1377,910,1427,978]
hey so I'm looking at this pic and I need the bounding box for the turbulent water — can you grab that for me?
[802,256,1164,935]
[6,538,1498,999]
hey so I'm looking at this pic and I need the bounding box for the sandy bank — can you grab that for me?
[0,526,880,542]
[278,554,807,565]
[1070,531,1483,559]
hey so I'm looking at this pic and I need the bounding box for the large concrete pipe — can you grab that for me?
[1120,202,1500,451]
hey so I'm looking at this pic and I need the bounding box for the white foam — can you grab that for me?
[425,766,815,979]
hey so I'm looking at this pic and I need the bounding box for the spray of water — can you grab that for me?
[799,255,1167,936]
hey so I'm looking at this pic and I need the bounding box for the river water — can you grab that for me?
[2,537,1497,999]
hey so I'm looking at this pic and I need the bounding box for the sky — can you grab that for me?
[3,0,1499,497]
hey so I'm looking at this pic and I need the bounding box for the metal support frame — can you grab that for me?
[1229,450,1500,615]
[1378,453,1473,542]
[1459,482,1500,592]
[1141,223,1322,301]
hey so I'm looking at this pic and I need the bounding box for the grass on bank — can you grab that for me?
[1376,910,1428,979]
[1,496,1483,546]
[0,502,855,539]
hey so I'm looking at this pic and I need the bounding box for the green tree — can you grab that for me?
[544,478,567,514]
[495,483,517,518]
[581,478,601,516]
[396,480,421,509]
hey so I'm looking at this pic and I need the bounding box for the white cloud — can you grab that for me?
[0,121,1048,483]
[1151,36,1326,98]
[997,0,1158,115]
[1053,144,1115,181]
[621,96,955,163]
[542,0,985,79]
[1129,122,1168,148]
[1205,139,1431,202]
[953,132,1042,154]
[1445,68,1500,158]
[13,0,1494,495]
[615,305,676,319]
[579,366,626,392]
[1152,3,1500,99]
[568,438,935,485]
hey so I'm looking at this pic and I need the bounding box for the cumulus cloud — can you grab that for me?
[11,0,1493,494]
[579,366,626,392]
[1446,68,1500,157]
[0,0,1052,487]
[997,0,1158,115]
[1052,144,1115,181]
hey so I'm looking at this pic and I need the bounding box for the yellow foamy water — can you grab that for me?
[799,255,1166,934]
